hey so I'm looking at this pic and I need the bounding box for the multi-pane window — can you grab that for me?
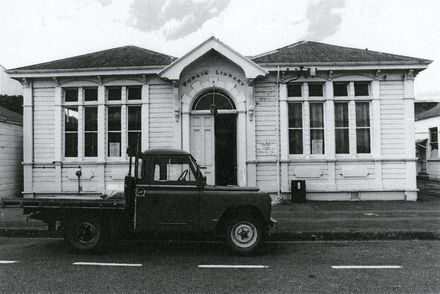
[310,103,324,154]
[64,107,78,157]
[309,83,323,97]
[84,107,98,157]
[108,107,121,157]
[128,106,142,151]
[288,103,303,154]
[62,86,143,159]
[355,102,371,153]
[335,102,349,154]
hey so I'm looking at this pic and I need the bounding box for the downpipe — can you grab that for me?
[276,66,281,201]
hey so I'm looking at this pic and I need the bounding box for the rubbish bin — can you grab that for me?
[291,180,306,202]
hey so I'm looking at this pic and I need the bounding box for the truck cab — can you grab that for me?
[124,149,274,254]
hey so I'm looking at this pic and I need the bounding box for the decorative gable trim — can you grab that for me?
[159,36,268,80]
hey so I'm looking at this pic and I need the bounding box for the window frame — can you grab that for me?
[288,102,304,154]
[61,84,143,161]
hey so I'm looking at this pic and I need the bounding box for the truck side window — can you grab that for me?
[151,156,196,185]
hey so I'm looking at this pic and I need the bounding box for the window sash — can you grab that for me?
[64,107,78,157]
[288,103,303,154]
[287,83,302,97]
[335,102,349,154]
[355,102,371,153]
[308,83,324,97]
[310,103,324,154]
[84,107,98,157]
[128,106,142,150]
[354,82,370,96]
[333,82,348,97]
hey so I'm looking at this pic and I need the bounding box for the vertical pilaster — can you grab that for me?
[121,86,127,159]
[54,82,62,191]
[237,111,247,186]
[303,83,310,157]
[22,79,33,195]
[78,88,84,160]
[404,70,417,200]
[371,75,383,189]
[325,80,336,189]
[97,84,106,191]
[141,81,149,151]
[279,83,289,191]
[246,80,257,186]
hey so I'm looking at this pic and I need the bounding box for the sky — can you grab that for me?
[0,0,439,100]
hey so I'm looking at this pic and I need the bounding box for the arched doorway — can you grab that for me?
[190,90,237,186]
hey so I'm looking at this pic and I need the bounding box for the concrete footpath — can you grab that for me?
[1,179,440,241]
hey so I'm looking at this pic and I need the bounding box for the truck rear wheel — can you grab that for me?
[64,216,103,252]
[225,216,262,255]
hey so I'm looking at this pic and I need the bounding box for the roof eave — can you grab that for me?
[257,61,431,71]
[6,65,168,78]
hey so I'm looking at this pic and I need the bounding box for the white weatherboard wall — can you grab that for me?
[0,65,22,96]
[0,121,23,198]
[20,60,420,201]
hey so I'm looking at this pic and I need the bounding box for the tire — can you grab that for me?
[64,215,103,252]
[225,216,262,255]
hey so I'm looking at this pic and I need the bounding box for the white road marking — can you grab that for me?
[0,260,17,264]
[73,262,142,267]
[332,265,402,269]
[198,265,269,269]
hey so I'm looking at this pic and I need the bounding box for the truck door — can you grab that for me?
[135,154,200,231]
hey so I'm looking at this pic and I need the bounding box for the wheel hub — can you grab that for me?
[231,222,258,248]
[75,222,96,244]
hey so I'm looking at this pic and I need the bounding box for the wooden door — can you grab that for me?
[190,115,215,185]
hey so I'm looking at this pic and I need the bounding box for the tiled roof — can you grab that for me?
[11,46,176,71]
[251,41,432,65]
[416,104,440,121]
[0,106,22,124]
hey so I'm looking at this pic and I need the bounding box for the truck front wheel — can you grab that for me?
[64,216,103,252]
[225,216,262,255]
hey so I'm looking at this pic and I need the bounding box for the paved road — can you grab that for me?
[0,238,439,293]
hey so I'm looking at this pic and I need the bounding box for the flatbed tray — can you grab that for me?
[1,196,125,210]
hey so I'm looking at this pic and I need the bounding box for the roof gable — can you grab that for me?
[251,41,432,66]
[10,46,176,71]
[0,106,22,124]
[159,37,268,80]
[416,103,440,121]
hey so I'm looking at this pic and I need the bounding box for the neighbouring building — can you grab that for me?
[0,64,22,96]
[0,106,23,198]
[415,103,440,178]
[6,37,432,201]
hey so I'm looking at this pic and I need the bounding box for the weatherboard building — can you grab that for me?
[7,37,431,201]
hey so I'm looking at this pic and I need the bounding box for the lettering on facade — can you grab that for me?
[256,142,276,156]
[182,69,245,87]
